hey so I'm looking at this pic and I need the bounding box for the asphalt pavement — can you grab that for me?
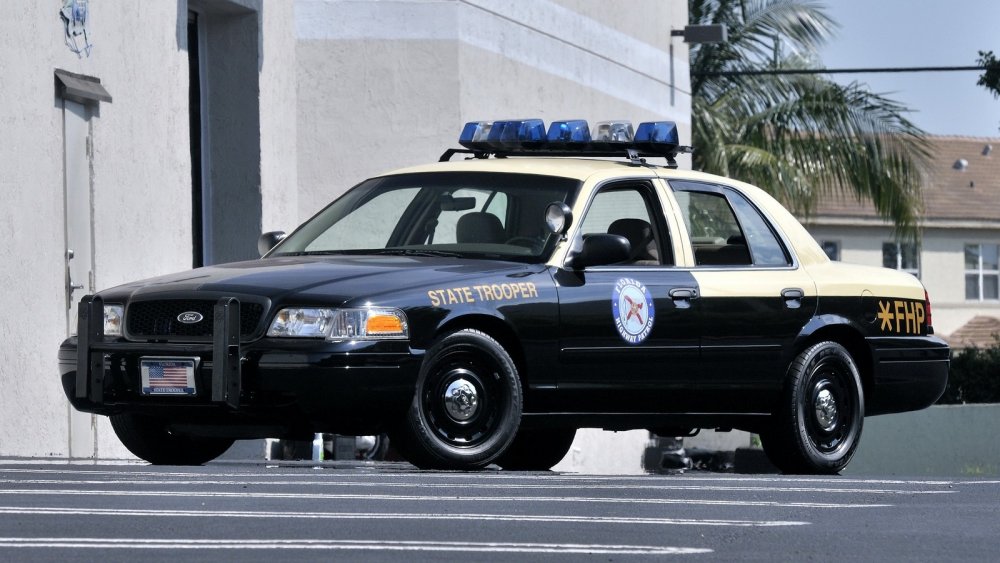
[0,460,996,561]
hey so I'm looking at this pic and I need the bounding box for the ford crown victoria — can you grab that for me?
[59,119,949,473]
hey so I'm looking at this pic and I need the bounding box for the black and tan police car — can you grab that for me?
[60,119,949,474]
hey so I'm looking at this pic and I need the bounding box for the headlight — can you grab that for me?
[267,307,408,340]
[103,304,124,336]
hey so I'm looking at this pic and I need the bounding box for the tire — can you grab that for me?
[390,329,522,470]
[110,414,235,466]
[359,434,391,461]
[496,428,577,471]
[760,341,864,474]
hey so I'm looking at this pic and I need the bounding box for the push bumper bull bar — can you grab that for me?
[75,295,243,409]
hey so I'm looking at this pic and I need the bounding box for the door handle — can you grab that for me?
[782,288,804,309]
[669,288,698,308]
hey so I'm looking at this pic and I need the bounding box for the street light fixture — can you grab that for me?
[669,24,728,106]
[671,24,728,44]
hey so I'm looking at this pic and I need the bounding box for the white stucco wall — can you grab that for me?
[295,0,690,217]
[259,1,300,234]
[0,1,296,459]
[0,4,73,457]
[0,2,196,458]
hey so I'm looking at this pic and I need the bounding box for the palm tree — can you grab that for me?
[689,0,929,237]
[978,50,1000,132]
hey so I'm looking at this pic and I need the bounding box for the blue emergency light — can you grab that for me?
[451,118,687,167]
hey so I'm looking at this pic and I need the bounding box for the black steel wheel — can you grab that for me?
[760,341,864,474]
[390,329,522,470]
[110,414,234,466]
[496,427,577,471]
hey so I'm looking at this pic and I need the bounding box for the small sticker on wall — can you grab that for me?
[61,0,93,58]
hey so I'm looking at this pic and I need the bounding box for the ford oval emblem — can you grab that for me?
[177,311,204,324]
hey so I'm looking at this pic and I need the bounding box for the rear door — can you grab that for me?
[670,180,817,412]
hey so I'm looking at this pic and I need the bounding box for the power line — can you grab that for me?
[695,65,999,77]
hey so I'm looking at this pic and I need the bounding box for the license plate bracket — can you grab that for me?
[140,357,198,395]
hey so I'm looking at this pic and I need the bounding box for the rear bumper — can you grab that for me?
[866,335,950,416]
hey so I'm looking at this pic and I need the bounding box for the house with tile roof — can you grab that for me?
[803,136,1000,348]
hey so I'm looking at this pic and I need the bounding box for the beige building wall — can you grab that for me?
[807,223,1000,337]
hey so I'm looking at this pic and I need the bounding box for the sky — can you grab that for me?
[818,0,1000,138]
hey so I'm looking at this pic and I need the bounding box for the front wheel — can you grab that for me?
[390,329,522,470]
[760,341,864,474]
[110,414,234,465]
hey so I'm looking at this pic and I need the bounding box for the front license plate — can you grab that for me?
[140,357,198,396]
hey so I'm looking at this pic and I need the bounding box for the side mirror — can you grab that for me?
[258,231,287,257]
[568,233,630,269]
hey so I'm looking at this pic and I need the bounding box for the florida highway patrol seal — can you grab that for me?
[612,278,654,344]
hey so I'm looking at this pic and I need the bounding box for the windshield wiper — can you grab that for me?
[372,249,464,258]
[272,250,367,257]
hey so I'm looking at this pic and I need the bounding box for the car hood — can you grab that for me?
[103,255,540,306]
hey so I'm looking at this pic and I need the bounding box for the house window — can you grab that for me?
[965,243,1000,301]
[883,242,919,278]
[820,241,840,261]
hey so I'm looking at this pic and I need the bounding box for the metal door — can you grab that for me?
[63,99,96,458]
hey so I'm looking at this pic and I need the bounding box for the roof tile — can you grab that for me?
[812,136,1000,222]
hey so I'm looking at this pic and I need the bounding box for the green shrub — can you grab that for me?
[937,338,1000,404]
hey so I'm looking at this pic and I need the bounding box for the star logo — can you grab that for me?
[876,300,895,332]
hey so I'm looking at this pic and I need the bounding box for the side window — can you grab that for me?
[727,190,791,266]
[579,184,670,265]
[672,185,790,267]
[673,190,750,266]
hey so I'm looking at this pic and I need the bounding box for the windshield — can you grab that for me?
[272,172,580,263]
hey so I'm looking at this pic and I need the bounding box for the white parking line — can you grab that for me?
[0,467,965,487]
[0,477,950,495]
[0,488,890,508]
[0,537,712,555]
[0,506,809,527]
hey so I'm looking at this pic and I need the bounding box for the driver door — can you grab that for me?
[554,180,702,412]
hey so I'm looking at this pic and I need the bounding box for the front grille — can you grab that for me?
[126,299,265,340]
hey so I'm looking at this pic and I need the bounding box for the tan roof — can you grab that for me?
[811,136,1000,223]
[946,315,1000,349]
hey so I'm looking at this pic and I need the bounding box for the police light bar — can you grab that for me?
[450,118,687,167]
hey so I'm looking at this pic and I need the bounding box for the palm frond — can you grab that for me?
[689,0,928,239]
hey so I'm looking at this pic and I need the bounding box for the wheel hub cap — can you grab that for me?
[814,388,839,432]
[443,379,479,421]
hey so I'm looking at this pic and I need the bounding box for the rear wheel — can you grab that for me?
[760,341,864,474]
[110,414,234,465]
[390,329,522,470]
[496,428,577,471]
